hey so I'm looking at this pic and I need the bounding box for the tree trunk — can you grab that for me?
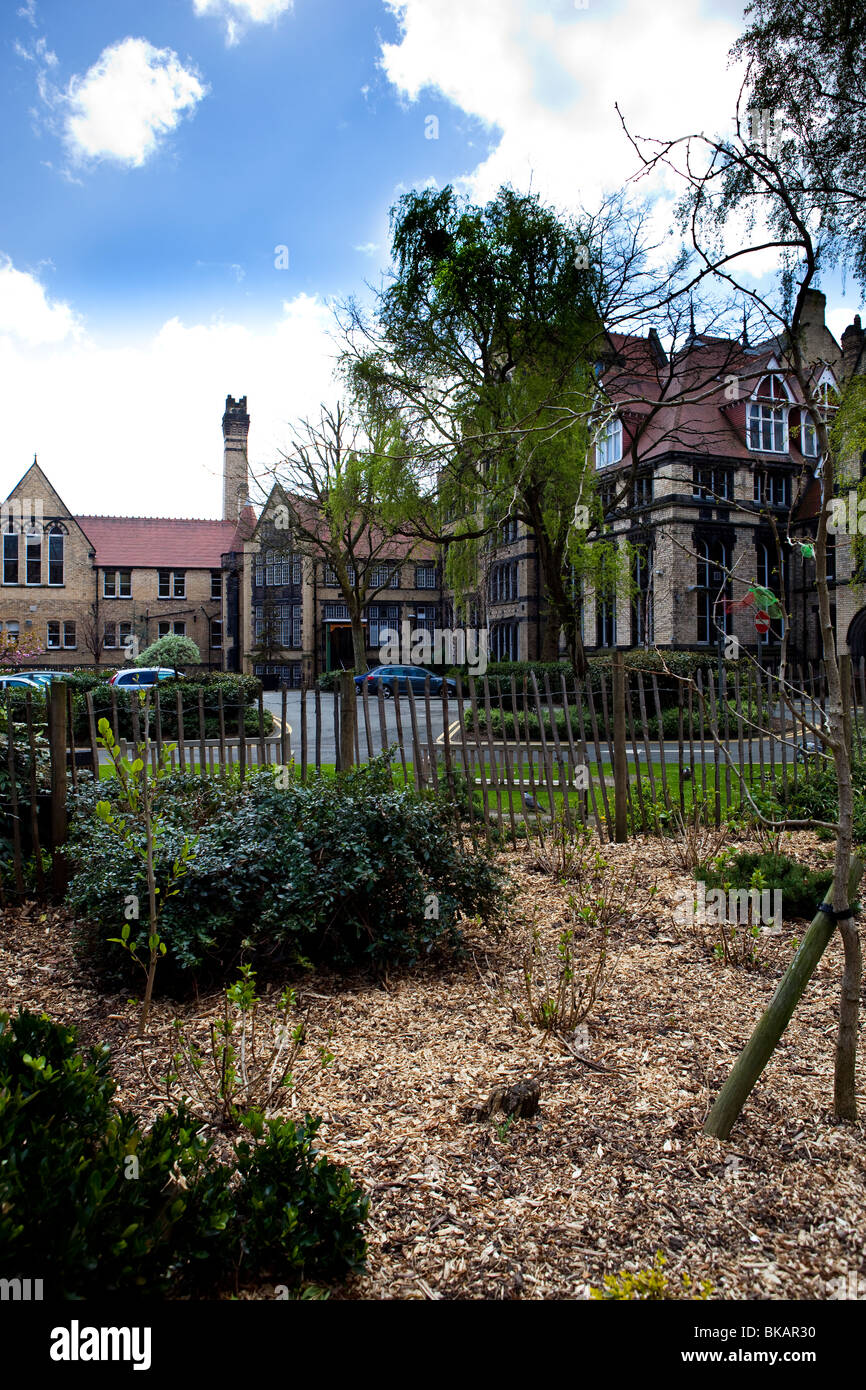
[351,617,368,672]
[704,855,864,1140]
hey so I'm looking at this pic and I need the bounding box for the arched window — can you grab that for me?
[747,374,791,453]
[801,379,840,457]
[756,540,785,643]
[696,537,732,643]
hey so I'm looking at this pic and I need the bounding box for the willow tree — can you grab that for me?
[339,185,655,674]
[619,0,866,1126]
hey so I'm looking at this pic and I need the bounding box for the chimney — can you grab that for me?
[841,314,864,380]
[222,394,250,521]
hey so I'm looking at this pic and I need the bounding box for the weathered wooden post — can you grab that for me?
[48,682,69,896]
[339,672,356,771]
[704,855,864,1139]
[612,651,628,843]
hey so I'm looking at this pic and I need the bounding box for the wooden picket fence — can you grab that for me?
[2,654,865,900]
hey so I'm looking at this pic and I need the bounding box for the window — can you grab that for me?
[371,564,400,589]
[2,532,18,585]
[632,545,653,646]
[48,621,76,650]
[47,532,64,586]
[826,531,836,584]
[412,605,436,638]
[25,532,41,585]
[747,374,790,453]
[323,601,350,620]
[595,417,623,468]
[753,471,791,507]
[490,621,520,662]
[500,517,518,545]
[323,562,355,588]
[632,473,653,509]
[696,538,732,644]
[801,411,818,459]
[158,570,185,598]
[261,550,302,586]
[211,619,223,649]
[693,465,732,501]
[104,622,132,650]
[211,570,222,600]
[174,621,186,637]
[103,570,131,598]
[489,561,519,603]
[158,620,186,638]
[756,541,784,643]
[596,593,616,647]
[368,603,400,646]
[415,564,437,589]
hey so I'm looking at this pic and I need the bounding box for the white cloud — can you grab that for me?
[192,0,293,46]
[0,256,83,346]
[14,36,58,66]
[63,38,207,167]
[17,0,38,26]
[354,242,380,256]
[0,271,340,516]
[379,0,744,213]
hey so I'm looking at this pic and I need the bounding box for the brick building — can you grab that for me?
[1,398,254,670]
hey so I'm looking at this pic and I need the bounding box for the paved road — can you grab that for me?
[263,691,816,773]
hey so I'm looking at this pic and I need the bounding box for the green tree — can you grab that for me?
[341,185,644,673]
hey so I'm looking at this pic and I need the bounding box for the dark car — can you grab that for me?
[354,665,457,697]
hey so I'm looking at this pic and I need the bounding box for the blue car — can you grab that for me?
[354,665,457,697]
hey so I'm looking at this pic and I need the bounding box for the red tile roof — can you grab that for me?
[76,508,255,569]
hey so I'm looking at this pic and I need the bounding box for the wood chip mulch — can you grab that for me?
[1,830,864,1301]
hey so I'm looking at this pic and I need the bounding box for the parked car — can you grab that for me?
[354,665,458,697]
[109,667,182,689]
[15,670,65,686]
[0,674,44,691]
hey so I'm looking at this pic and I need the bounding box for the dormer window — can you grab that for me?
[595,416,622,468]
[747,374,791,453]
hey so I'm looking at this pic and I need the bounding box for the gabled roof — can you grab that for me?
[75,509,256,568]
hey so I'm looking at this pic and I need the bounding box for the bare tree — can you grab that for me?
[269,402,425,672]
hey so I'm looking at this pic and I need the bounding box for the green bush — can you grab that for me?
[0,1009,368,1297]
[0,1008,233,1297]
[696,851,833,919]
[233,1116,368,1284]
[62,673,270,742]
[67,762,507,989]
[775,760,866,844]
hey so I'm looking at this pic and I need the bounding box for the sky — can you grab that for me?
[1,0,863,519]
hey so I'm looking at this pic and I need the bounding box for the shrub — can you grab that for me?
[0,1009,367,1297]
[775,760,866,844]
[697,851,833,920]
[64,672,270,743]
[0,1008,233,1298]
[590,1251,712,1300]
[233,1116,368,1285]
[68,764,507,989]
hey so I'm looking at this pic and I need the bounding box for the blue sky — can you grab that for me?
[1,0,862,518]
